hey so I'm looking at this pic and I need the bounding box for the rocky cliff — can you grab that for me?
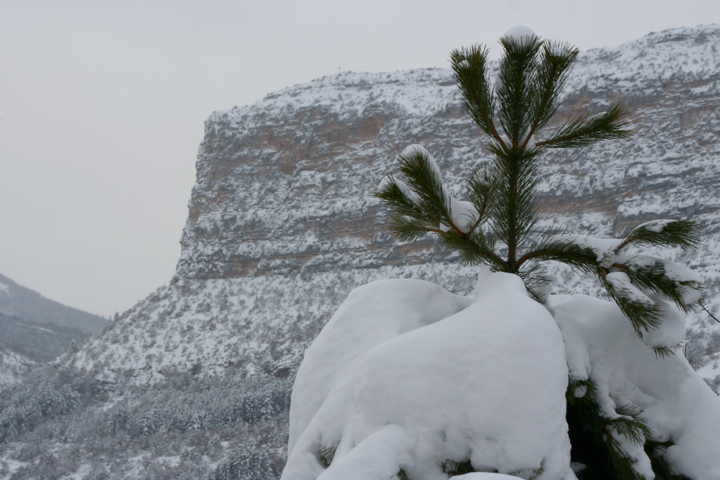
[67,24,720,388]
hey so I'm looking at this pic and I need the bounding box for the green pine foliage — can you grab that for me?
[318,445,336,469]
[566,378,692,480]
[441,459,475,476]
[375,31,704,480]
[374,32,702,348]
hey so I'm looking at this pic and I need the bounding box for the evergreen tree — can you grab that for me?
[376,28,701,480]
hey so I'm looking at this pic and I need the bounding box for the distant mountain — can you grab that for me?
[0,273,108,388]
[0,273,108,334]
[2,24,720,479]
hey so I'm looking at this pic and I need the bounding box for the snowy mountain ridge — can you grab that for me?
[216,23,720,125]
[569,24,720,89]
[0,272,108,335]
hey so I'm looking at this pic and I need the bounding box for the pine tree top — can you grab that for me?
[375,28,703,355]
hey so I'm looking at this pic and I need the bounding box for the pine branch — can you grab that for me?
[618,219,701,252]
[699,301,720,324]
[437,230,505,270]
[615,259,702,313]
[375,171,450,242]
[527,41,578,139]
[609,406,652,446]
[496,34,542,146]
[566,377,598,407]
[538,104,631,149]
[386,214,443,242]
[374,176,426,220]
[650,344,683,357]
[450,46,504,146]
[516,263,551,303]
[600,271,664,335]
[466,169,493,233]
[516,237,599,273]
[395,152,451,226]
[566,379,658,480]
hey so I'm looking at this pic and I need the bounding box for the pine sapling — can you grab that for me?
[375,28,704,480]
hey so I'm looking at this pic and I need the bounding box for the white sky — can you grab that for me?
[1,0,719,317]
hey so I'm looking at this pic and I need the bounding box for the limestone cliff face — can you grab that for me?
[176,24,720,283]
[175,68,464,281]
[67,25,720,387]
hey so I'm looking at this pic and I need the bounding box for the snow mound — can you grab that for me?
[552,294,720,480]
[283,273,572,480]
[503,26,536,44]
[286,278,472,454]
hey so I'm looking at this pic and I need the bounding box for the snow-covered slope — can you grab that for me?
[0,348,36,389]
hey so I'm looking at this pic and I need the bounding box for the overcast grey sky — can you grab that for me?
[1,0,719,316]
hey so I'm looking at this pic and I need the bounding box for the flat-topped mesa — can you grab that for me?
[173,25,720,282]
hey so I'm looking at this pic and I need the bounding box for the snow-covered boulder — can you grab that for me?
[283,272,573,480]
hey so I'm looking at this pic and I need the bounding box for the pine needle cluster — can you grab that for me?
[375,30,704,480]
